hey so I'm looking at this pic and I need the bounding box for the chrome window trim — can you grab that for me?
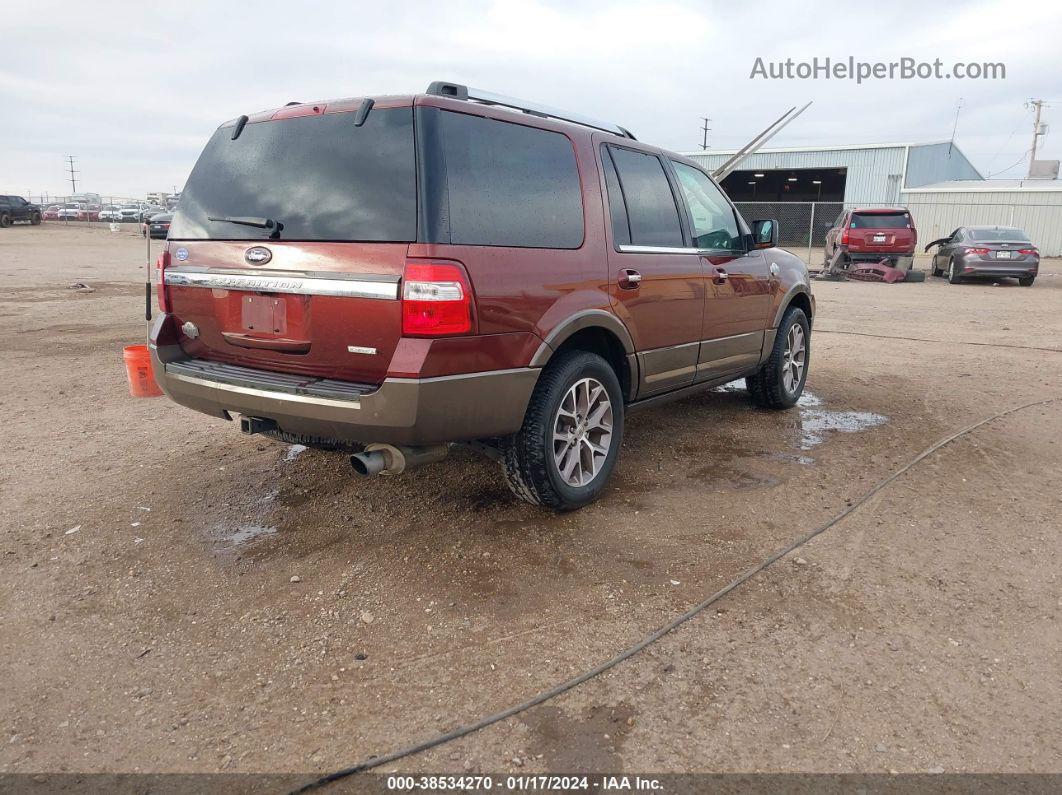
[617,244,700,255]
[617,244,738,256]
[163,268,399,300]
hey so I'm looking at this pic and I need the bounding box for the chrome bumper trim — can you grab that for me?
[164,268,399,300]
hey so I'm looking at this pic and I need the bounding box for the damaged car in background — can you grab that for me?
[925,225,1039,286]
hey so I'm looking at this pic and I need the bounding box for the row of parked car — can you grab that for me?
[41,202,168,223]
[0,194,174,238]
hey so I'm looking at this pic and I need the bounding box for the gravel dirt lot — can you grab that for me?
[1,224,1059,780]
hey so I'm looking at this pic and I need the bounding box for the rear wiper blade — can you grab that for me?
[207,215,277,230]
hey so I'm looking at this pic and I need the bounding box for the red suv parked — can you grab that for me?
[824,207,917,271]
[150,82,814,509]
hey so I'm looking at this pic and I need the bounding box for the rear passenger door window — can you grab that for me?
[436,111,584,249]
[669,161,741,251]
[605,145,685,248]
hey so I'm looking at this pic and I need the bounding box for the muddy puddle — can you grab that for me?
[707,382,888,465]
[796,391,888,449]
[216,524,277,546]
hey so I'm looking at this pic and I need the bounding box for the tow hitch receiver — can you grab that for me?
[240,416,278,435]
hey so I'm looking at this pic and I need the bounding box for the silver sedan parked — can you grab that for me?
[925,226,1039,286]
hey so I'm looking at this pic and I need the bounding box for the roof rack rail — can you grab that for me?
[425,81,636,140]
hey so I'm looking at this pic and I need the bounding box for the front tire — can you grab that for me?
[1018,276,1035,287]
[30,212,41,226]
[747,307,810,409]
[931,260,943,277]
[501,351,623,510]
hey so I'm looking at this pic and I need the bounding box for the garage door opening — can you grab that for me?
[721,168,847,202]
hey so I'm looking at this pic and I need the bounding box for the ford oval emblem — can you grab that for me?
[245,246,272,266]
[174,246,189,261]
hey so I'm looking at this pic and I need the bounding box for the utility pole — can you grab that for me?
[66,155,79,195]
[1026,99,1046,178]
[700,117,712,150]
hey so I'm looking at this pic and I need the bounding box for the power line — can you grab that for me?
[700,116,712,150]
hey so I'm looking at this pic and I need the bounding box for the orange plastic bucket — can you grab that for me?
[123,344,163,397]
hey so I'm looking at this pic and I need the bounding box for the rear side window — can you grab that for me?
[169,107,416,241]
[606,146,684,247]
[436,111,583,248]
[850,212,912,229]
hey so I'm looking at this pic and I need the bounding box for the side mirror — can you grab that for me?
[751,219,777,250]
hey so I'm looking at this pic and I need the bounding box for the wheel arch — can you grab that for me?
[773,285,814,329]
[530,311,636,402]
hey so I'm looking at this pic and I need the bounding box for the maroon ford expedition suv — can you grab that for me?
[150,82,814,510]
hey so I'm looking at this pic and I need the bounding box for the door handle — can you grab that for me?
[712,267,729,285]
[618,269,642,289]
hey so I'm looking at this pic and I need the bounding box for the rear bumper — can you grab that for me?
[150,344,539,445]
[961,263,1038,278]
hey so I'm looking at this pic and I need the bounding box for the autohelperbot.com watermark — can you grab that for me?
[750,56,1006,83]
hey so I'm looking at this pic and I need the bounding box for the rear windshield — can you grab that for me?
[169,107,416,242]
[850,212,911,229]
[969,228,1028,242]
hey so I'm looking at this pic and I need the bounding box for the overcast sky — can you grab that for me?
[2,0,1059,200]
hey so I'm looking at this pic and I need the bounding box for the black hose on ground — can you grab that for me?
[813,328,1062,354]
[290,396,1059,794]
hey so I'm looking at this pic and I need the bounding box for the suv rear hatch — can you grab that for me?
[847,210,916,253]
[164,102,416,385]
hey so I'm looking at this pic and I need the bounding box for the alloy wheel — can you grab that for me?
[782,323,806,395]
[552,377,613,487]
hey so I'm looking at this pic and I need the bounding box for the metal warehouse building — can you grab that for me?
[900,180,1062,256]
[685,141,1062,257]
[685,140,982,205]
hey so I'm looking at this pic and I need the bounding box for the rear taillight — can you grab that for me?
[840,229,849,245]
[1019,248,1038,257]
[155,251,170,312]
[966,247,990,256]
[401,262,473,337]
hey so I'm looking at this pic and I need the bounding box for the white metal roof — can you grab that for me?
[680,140,951,157]
[903,179,1062,193]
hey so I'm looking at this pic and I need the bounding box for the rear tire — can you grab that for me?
[947,257,963,284]
[1018,276,1035,287]
[0,213,10,228]
[501,351,623,510]
[747,306,810,410]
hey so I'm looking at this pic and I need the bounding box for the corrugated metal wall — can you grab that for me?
[688,146,908,205]
[905,143,982,187]
[900,190,1062,255]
